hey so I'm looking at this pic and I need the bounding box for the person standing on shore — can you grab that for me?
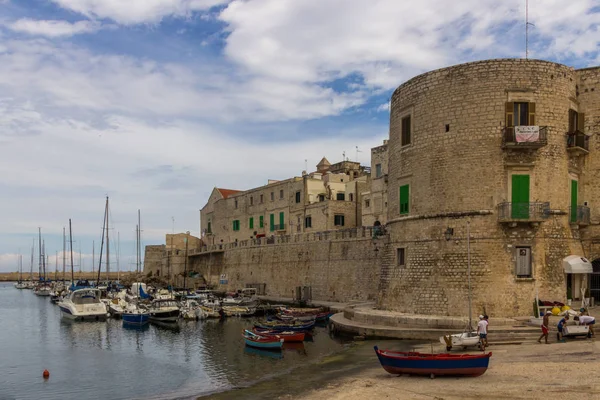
[477,315,488,350]
[538,311,551,344]
[557,315,569,342]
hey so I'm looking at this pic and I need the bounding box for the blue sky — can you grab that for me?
[0,0,599,272]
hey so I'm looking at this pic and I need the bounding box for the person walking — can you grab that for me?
[477,315,488,351]
[537,311,551,344]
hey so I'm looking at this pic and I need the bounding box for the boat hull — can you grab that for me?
[59,306,107,321]
[149,309,180,323]
[254,321,315,332]
[251,329,305,342]
[244,337,284,349]
[374,346,491,377]
[123,313,149,326]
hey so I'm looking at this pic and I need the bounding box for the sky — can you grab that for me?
[0,0,599,273]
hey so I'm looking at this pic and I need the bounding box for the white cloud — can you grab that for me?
[7,18,101,37]
[51,0,230,24]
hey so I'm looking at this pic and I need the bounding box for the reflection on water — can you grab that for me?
[0,283,349,400]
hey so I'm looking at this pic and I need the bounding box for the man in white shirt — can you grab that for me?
[477,315,488,350]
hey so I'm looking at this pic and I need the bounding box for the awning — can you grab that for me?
[563,255,593,274]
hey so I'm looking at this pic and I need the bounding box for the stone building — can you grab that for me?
[362,140,389,226]
[379,59,600,318]
[200,158,369,245]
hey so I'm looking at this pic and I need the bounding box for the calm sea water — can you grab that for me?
[0,283,348,400]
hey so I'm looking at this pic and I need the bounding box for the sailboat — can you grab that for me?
[34,228,51,296]
[440,221,480,350]
[14,254,26,289]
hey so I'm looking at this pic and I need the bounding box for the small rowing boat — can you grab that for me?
[251,328,305,342]
[374,346,492,378]
[243,330,284,349]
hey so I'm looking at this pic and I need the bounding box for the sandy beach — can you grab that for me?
[291,339,600,400]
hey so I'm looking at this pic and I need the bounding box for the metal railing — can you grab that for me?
[567,131,589,151]
[497,202,550,222]
[569,205,590,225]
[272,224,286,231]
[502,126,548,148]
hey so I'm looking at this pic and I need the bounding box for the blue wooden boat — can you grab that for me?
[243,330,284,349]
[122,311,149,326]
[374,346,492,378]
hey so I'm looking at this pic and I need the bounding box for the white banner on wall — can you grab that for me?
[515,126,539,142]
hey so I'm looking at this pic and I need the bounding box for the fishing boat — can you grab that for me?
[374,346,492,378]
[254,320,315,332]
[148,299,180,322]
[274,313,316,323]
[122,309,150,326]
[222,305,256,317]
[243,330,284,350]
[251,328,305,342]
[58,288,108,321]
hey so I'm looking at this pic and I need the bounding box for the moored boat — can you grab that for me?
[243,330,284,350]
[122,309,150,326]
[251,328,305,342]
[148,299,180,322]
[255,320,315,332]
[373,346,492,378]
[58,288,108,321]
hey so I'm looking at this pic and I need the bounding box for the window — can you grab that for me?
[336,193,345,201]
[269,214,275,231]
[207,222,212,234]
[270,192,274,201]
[250,196,253,206]
[375,163,382,178]
[259,215,264,228]
[319,194,325,202]
[349,193,354,202]
[399,184,409,215]
[334,214,345,226]
[401,115,411,146]
[569,109,584,133]
[397,248,405,267]
[516,247,532,278]
[260,194,264,203]
[365,199,370,208]
[506,102,535,127]
[279,212,284,229]
[279,189,284,199]
[295,191,301,203]
[249,217,254,229]
[232,220,240,231]
[305,216,312,228]
[234,199,238,209]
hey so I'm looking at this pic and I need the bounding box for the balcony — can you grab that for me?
[502,126,548,149]
[272,224,286,231]
[569,205,590,226]
[498,202,550,224]
[567,131,589,155]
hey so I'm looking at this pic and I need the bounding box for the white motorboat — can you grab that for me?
[181,300,207,320]
[439,331,480,350]
[14,282,27,289]
[148,299,180,322]
[34,284,52,296]
[58,288,108,321]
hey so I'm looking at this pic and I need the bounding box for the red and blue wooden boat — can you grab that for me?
[251,328,305,342]
[254,320,315,332]
[374,346,492,377]
[243,330,284,350]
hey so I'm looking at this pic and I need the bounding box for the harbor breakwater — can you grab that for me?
[0,271,135,282]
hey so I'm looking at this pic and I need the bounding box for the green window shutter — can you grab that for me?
[511,175,530,219]
[259,216,264,228]
[207,222,211,234]
[399,185,409,215]
[232,220,236,231]
[270,214,274,231]
[249,217,254,229]
[279,212,284,228]
[570,180,578,223]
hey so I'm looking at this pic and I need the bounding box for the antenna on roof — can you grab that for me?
[525,0,535,59]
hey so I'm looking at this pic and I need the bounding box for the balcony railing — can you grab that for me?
[498,202,550,223]
[569,205,590,226]
[567,131,589,153]
[502,126,548,149]
[272,224,286,231]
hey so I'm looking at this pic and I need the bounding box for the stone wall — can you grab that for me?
[187,231,384,302]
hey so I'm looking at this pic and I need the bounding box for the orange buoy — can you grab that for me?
[43,369,50,379]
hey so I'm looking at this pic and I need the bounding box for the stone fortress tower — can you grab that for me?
[380,59,600,317]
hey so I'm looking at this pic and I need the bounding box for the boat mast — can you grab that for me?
[92,241,95,276]
[55,251,58,280]
[69,219,74,282]
[105,197,110,281]
[62,227,66,282]
[97,198,107,283]
[79,244,82,275]
[138,209,141,273]
[117,231,120,282]
[38,227,42,280]
[42,240,46,281]
[467,220,472,331]
[30,240,34,281]
[19,253,22,282]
